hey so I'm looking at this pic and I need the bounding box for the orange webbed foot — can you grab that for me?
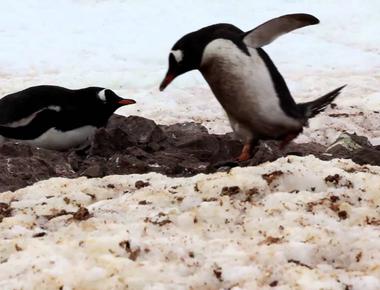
[237,143,252,162]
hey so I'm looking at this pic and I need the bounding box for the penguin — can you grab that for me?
[159,13,345,161]
[0,85,136,150]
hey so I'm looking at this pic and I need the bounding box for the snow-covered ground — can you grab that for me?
[0,1,379,289]
[1,156,380,289]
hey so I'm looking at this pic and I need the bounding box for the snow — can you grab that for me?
[0,0,379,289]
[1,156,380,289]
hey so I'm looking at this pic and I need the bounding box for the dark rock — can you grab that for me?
[125,147,150,159]
[221,186,241,196]
[135,180,150,189]
[326,133,380,165]
[105,154,148,175]
[352,148,380,166]
[326,144,352,159]
[109,115,166,145]
[0,142,33,157]
[0,115,379,193]
[247,140,328,166]
[349,133,373,147]
[88,128,116,157]
[160,122,208,138]
[72,207,91,221]
[32,232,47,238]
[81,164,104,178]
[0,202,12,222]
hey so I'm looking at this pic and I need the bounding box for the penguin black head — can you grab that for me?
[94,88,136,108]
[159,32,202,91]
[159,24,245,91]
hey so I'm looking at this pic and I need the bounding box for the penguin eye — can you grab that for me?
[97,89,107,102]
[170,50,183,63]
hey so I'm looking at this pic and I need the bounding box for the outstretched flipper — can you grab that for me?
[243,13,319,48]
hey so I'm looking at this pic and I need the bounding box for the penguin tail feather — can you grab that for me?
[298,85,346,118]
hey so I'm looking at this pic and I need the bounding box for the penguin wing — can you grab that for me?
[243,13,319,48]
[0,86,66,126]
[0,108,61,140]
[0,105,62,128]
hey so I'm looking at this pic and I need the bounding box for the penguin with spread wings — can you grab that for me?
[160,14,345,161]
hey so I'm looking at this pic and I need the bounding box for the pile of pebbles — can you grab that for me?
[1,115,379,192]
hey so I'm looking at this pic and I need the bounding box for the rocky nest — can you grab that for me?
[1,114,379,193]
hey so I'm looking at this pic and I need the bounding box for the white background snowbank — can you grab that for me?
[0,0,379,144]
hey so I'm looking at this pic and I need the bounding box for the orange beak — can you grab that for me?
[159,73,175,91]
[117,98,136,105]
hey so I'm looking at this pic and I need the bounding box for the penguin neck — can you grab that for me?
[93,105,119,127]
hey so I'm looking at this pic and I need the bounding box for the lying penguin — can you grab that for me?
[0,85,136,150]
[160,14,345,161]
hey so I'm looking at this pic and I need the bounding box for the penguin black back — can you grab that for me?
[0,85,74,124]
[0,85,135,126]
[172,23,249,67]
[256,48,302,119]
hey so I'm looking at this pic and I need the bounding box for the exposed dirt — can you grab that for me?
[0,114,379,193]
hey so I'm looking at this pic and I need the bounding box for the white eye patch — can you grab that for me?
[97,89,107,101]
[171,49,183,63]
[48,105,61,112]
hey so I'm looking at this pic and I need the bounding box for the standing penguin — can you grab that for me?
[160,14,345,161]
[0,85,136,150]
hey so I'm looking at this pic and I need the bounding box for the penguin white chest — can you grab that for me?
[200,39,300,137]
[26,126,96,150]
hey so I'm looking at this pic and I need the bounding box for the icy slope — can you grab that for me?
[1,156,380,289]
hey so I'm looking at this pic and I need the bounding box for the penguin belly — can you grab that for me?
[200,39,302,141]
[24,125,97,150]
[0,126,96,150]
